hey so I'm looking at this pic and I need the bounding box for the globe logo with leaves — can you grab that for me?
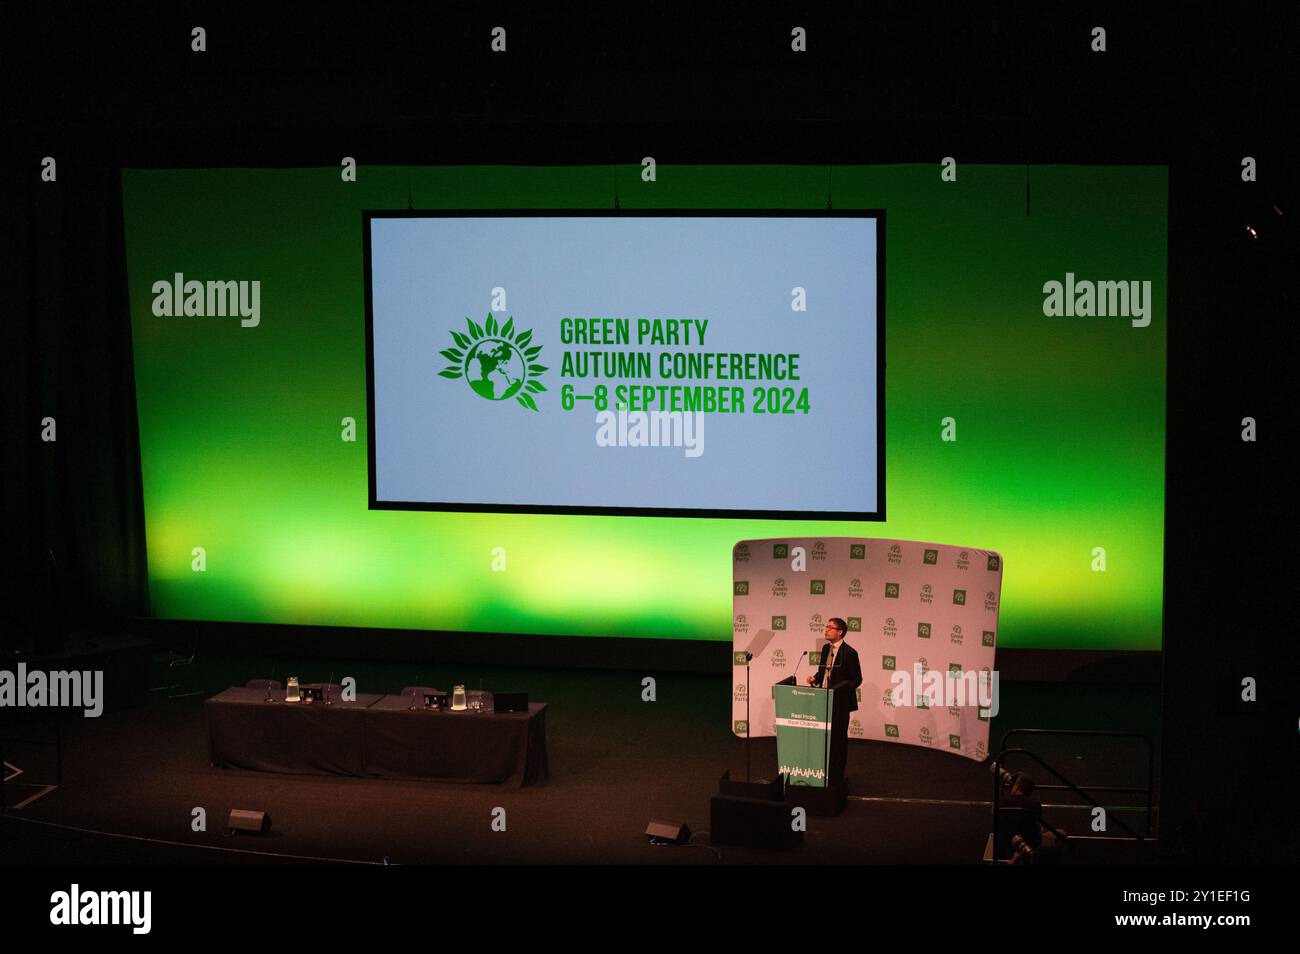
[439,313,547,411]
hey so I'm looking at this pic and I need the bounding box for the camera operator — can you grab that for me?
[995,769,1064,864]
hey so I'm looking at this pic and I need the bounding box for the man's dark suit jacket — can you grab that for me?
[812,638,862,712]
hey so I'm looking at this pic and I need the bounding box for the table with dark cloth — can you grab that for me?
[206,688,382,776]
[361,696,548,787]
[205,689,549,787]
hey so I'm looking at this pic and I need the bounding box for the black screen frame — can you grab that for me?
[363,207,886,521]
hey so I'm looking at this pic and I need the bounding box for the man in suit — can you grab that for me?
[803,617,862,785]
[800,621,863,785]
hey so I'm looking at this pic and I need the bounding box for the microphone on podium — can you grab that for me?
[777,650,810,687]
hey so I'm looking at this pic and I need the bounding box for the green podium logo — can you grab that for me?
[438,313,547,411]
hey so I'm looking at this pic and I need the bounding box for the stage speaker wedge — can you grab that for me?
[227,809,271,835]
[645,818,691,845]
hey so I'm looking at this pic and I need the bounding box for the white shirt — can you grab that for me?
[822,638,842,679]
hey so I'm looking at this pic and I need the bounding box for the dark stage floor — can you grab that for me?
[1,656,1160,864]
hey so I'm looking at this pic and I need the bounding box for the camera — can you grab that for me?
[1010,834,1036,864]
[990,763,1023,791]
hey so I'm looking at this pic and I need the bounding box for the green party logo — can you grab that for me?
[918,622,932,639]
[987,554,1001,571]
[884,724,899,738]
[438,313,547,411]
[884,582,900,599]
[734,720,749,735]
[982,630,996,647]
[882,655,896,670]
[810,579,826,595]
[773,543,789,558]
[923,548,938,565]
[849,544,866,559]
[953,589,967,605]
[948,735,962,750]
[732,651,748,665]
[734,581,749,595]
[771,615,786,630]
[847,617,861,632]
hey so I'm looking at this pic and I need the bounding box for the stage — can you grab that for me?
[0,654,1160,865]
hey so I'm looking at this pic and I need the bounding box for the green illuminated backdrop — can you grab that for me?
[122,165,1166,649]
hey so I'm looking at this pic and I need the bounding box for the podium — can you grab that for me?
[772,681,835,788]
[773,678,848,815]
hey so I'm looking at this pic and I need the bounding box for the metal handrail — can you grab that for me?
[991,741,1153,862]
[1000,727,1155,836]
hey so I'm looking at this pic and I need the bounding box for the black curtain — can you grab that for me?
[2,155,148,652]
[1158,157,1298,865]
